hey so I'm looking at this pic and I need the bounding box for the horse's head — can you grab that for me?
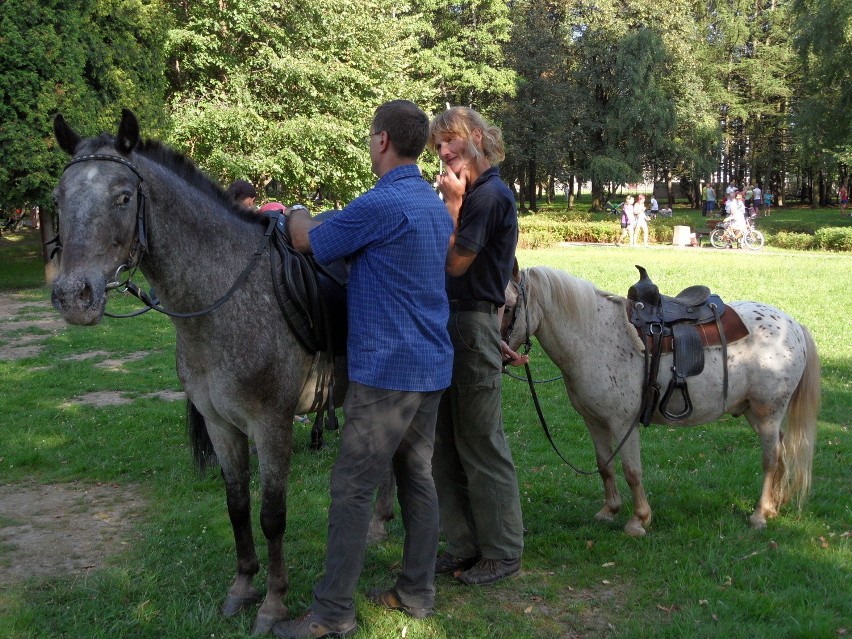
[51,109,144,325]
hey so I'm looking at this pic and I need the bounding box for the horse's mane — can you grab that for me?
[78,134,257,223]
[526,266,623,332]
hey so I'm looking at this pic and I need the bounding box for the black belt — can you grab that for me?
[449,300,497,314]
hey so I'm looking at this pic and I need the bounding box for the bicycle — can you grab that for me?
[710,213,765,250]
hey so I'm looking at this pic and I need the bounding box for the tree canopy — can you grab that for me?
[1,0,849,209]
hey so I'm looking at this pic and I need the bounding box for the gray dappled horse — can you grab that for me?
[51,109,354,634]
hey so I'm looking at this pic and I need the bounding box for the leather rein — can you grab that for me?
[504,272,642,476]
[56,153,277,320]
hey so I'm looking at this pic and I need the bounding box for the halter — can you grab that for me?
[57,152,278,320]
[503,272,532,356]
[60,153,149,290]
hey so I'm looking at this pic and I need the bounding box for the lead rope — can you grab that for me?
[514,275,642,476]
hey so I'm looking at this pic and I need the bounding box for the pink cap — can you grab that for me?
[259,201,285,212]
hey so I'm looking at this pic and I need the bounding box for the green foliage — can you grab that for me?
[814,227,852,251]
[412,0,515,114]
[771,231,816,250]
[0,0,170,207]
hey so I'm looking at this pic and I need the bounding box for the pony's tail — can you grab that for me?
[779,325,821,508]
[187,400,218,474]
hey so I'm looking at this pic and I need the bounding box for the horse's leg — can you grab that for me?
[250,418,294,635]
[367,463,396,544]
[585,420,623,523]
[203,420,262,617]
[746,410,785,530]
[309,414,324,451]
[617,428,651,537]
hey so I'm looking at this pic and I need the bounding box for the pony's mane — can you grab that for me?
[527,266,626,330]
[77,133,256,222]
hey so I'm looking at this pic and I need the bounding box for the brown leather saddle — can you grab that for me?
[265,209,349,429]
[627,265,748,424]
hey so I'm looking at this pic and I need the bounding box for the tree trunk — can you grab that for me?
[590,179,604,211]
[518,173,527,212]
[527,160,537,212]
[665,169,674,207]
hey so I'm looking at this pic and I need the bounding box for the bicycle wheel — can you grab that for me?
[743,229,765,250]
[710,228,729,248]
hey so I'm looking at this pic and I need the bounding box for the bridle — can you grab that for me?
[504,270,641,476]
[55,152,277,320]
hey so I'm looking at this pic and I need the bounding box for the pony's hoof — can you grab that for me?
[749,513,768,530]
[624,522,647,537]
[222,591,262,617]
[251,611,284,636]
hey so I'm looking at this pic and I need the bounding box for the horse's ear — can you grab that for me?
[512,257,520,282]
[53,114,81,156]
[115,108,140,155]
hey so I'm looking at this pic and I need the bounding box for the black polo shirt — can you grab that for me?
[446,166,518,307]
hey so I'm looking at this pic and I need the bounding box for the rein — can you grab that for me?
[506,272,641,476]
[58,153,278,320]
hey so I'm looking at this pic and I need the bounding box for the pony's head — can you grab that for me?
[51,109,144,325]
[502,258,531,352]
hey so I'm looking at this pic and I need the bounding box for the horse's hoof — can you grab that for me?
[222,591,262,617]
[624,522,647,537]
[251,611,285,636]
[749,514,768,530]
[366,525,388,545]
[594,509,616,522]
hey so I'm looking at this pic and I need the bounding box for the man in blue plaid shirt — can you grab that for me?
[276,100,453,639]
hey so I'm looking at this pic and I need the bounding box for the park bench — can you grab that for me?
[695,219,721,246]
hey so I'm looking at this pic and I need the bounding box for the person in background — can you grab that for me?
[752,183,762,217]
[724,191,748,246]
[840,183,849,216]
[705,184,716,216]
[649,195,659,219]
[429,106,526,586]
[634,194,650,247]
[763,189,773,216]
[744,184,754,214]
[617,196,634,246]
[225,179,257,210]
[273,100,453,639]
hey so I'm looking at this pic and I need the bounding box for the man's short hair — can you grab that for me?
[225,179,257,202]
[372,100,429,160]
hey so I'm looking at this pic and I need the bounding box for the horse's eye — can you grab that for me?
[116,193,132,206]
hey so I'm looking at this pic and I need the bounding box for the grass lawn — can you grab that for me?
[0,225,849,639]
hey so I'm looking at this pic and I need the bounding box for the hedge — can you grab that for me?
[517,215,852,252]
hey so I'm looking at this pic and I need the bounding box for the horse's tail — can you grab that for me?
[779,325,821,508]
[187,400,218,474]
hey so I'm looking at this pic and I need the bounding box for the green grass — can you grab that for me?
[0,226,849,638]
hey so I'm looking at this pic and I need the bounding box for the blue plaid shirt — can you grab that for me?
[309,164,453,392]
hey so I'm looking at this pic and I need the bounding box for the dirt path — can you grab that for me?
[0,291,178,584]
[0,482,146,584]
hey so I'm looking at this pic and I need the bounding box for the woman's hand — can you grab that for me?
[501,340,529,367]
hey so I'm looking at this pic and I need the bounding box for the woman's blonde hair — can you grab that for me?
[428,107,505,164]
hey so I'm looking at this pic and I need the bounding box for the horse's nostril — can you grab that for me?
[80,281,92,305]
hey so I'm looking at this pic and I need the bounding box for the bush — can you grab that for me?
[815,227,852,251]
[771,231,816,251]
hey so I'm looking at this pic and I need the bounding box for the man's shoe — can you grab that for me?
[434,551,481,576]
[456,557,521,585]
[272,609,357,639]
[367,587,433,619]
